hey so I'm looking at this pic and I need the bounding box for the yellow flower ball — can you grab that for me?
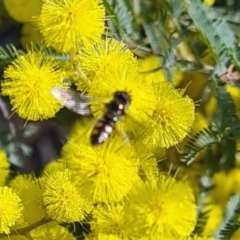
[1,50,67,120]
[91,204,128,239]
[76,38,137,92]
[142,81,195,148]
[39,0,105,52]
[43,169,92,223]
[124,174,196,239]
[4,0,42,23]
[10,175,46,225]
[0,186,23,234]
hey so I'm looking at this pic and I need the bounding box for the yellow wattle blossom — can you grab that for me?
[73,140,139,202]
[30,222,74,240]
[62,123,140,203]
[0,150,10,187]
[89,66,157,135]
[0,186,24,234]
[43,169,92,223]
[76,38,137,91]
[91,204,128,239]
[3,0,42,23]
[124,175,196,239]
[39,0,105,52]
[10,175,46,225]
[142,81,195,148]
[1,50,66,121]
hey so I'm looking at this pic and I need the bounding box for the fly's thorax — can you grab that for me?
[105,91,131,116]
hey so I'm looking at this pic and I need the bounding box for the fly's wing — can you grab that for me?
[51,87,92,115]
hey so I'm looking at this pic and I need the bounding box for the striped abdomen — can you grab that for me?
[90,112,118,145]
[90,91,130,145]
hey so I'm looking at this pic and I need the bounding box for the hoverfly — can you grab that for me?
[51,87,131,145]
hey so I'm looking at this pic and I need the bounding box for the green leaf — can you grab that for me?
[30,43,70,61]
[0,44,24,66]
[103,0,139,40]
[212,84,240,133]
[193,175,213,235]
[188,39,208,60]
[179,0,238,74]
[114,0,139,38]
[219,138,236,171]
[180,127,221,165]
[0,124,38,167]
[214,195,240,240]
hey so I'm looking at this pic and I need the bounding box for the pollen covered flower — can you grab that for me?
[91,204,128,239]
[0,186,24,234]
[89,66,157,135]
[39,0,105,52]
[63,124,140,203]
[76,38,137,91]
[10,175,46,225]
[142,81,195,148]
[74,140,139,203]
[1,50,66,120]
[30,222,74,239]
[0,150,10,187]
[124,175,196,239]
[43,169,92,223]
